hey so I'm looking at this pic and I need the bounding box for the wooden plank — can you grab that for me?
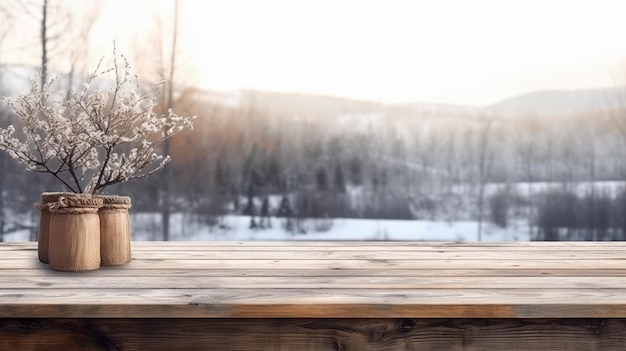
[127,245,626,251]
[30,243,626,253]
[14,240,626,247]
[8,241,626,251]
[4,258,626,270]
[3,268,626,278]
[122,249,626,260]
[2,276,626,289]
[5,249,626,260]
[3,242,626,320]
[2,288,626,318]
[108,241,626,249]
[121,241,626,247]
[2,318,626,351]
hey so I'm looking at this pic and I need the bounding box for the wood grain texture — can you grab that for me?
[6,248,626,259]
[2,318,626,351]
[3,242,626,318]
[5,276,626,289]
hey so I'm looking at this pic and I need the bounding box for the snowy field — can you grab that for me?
[130,214,530,242]
[485,180,625,197]
[2,180,621,243]
[1,214,530,242]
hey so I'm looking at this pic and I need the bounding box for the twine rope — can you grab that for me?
[51,207,100,215]
[100,205,130,212]
[47,195,103,214]
[48,196,68,211]
[98,195,131,211]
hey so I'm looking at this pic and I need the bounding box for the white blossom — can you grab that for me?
[0,51,195,194]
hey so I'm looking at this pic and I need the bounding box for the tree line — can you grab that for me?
[1,1,626,241]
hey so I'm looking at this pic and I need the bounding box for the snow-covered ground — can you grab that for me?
[1,229,30,242]
[1,214,530,242]
[129,214,530,242]
[2,180,621,243]
[485,180,625,197]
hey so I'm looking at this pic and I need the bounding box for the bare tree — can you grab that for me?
[515,117,540,238]
[64,3,99,100]
[135,0,182,241]
[26,0,71,89]
[476,117,494,242]
[580,117,600,240]
[609,84,626,239]
[33,0,72,239]
[0,5,15,242]
[156,0,179,241]
[8,1,97,90]
[40,0,48,88]
[160,0,180,241]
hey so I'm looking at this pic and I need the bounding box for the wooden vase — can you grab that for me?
[48,195,103,272]
[36,192,74,264]
[97,195,132,266]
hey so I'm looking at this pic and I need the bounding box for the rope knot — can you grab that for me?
[48,196,68,211]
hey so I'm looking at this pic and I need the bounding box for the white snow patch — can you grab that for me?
[129,214,530,242]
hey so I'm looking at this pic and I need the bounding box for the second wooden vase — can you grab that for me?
[97,195,132,266]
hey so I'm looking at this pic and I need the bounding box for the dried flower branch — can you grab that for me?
[0,51,195,194]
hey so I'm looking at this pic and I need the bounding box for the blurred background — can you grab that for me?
[2,0,626,241]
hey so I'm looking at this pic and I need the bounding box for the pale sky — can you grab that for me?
[8,0,626,106]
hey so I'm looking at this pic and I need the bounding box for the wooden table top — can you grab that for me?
[2,241,626,319]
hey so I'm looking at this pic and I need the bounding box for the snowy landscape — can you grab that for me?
[2,63,626,242]
[2,1,626,243]
[5,2,626,351]
[0,215,529,242]
[2,179,625,242]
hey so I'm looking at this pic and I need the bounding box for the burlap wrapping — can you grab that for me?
[34,202,47,212]
[36,192,78,212]
[41,192,76,203]
[96,195,132,212]
[48,195,103,215]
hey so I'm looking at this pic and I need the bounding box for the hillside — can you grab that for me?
[2,64,625,120]
[486,87,626,118]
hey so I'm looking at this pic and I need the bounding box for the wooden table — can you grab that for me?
[2,241,626,350]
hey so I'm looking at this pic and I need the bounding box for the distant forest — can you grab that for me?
[1,1,625,242]
[2,83,626,241]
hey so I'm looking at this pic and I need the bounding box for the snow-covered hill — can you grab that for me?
[486,87,626,118]
[391,102,482,117]
[3,64,625,120]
